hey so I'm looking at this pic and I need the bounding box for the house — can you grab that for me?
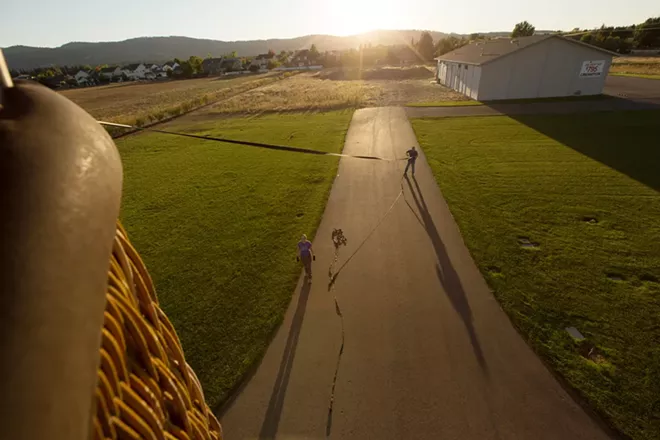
[220,58,243,72]
[290,49,311,67]
[202,57,225,75]
[40,74,72,89]
[121,63,149,79]
[391,46,419,65]
[161,61,180,73]
[112,66,129,79]
[99,67,116,80]
[250,53,274,70]
[435,35,616,101]
[74,70,91,85]
[150,65,168,78]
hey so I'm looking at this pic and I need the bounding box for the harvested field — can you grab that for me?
[204,72,467,114]
[60,73,285,126]
[317,66,434,80]
[613,56,660,64]
[611,56,660,77]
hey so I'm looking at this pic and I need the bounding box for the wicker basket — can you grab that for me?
[93,222,223,440]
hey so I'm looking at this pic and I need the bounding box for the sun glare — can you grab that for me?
[322,0,403,36]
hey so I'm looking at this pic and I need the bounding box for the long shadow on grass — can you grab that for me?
[404,175,488,373]
[258,277,312,439]
[484,101,660,192]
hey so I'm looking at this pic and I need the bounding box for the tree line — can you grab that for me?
[571,17,660,53]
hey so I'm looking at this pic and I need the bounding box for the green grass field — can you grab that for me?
[117,111,352,409]
[610,72,660,80]
[411,111,660,440]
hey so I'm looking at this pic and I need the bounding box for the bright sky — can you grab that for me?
[1,0,658,47]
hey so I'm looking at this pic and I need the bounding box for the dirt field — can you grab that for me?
[60,74,280,125]
[200,71,466,115]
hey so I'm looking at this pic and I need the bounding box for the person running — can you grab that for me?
[297,234,315,280]
[404,146,419,176]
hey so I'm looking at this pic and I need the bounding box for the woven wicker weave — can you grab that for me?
[94,222,223,440]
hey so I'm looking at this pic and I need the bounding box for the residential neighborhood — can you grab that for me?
[9,47,328,89]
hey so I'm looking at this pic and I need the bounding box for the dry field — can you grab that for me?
[61,66,465,130]
[60,73,283,126]
[202,70,466,115]
[611,56,660,76]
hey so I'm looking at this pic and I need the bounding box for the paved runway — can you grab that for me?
[220,107,611,440]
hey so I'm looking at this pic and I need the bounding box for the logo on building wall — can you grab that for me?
[579,60,606,78]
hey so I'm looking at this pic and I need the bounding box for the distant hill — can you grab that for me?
[3,30,518,70]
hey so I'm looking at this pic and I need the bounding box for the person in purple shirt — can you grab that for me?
[297,234,315,280]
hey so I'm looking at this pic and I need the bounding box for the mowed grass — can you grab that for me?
[411,111,660,440]
[117,111,353,408]
[610,72,660,80]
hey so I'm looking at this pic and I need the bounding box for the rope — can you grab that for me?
[328,179,405,289]
[325,229,347,437]
[325,173,407,436]
[99,121,409,162]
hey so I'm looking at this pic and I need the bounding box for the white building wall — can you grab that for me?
[537,38,612,97]
[478,38,612,100]
[437,61,482,100]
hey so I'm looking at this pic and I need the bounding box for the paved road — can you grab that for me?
[604,75,660,99]
[220,107,611,440]
[408,75,660,118]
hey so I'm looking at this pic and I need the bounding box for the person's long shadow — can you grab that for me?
[404,175,488,373]
[258,277,312,439]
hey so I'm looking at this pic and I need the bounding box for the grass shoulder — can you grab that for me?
[118,110,353,409]
[411,111,660,440]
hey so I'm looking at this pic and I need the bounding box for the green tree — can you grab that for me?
[434,36,468,56]
[512,21,535,37]
[580,34,593,44]
[416,31,435,61]
[181,61,194,77]
[267,60,280,70]
[268,49,275,57]
[309,44,320,60]
[634,17,660,48]
[188,56,203,73]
